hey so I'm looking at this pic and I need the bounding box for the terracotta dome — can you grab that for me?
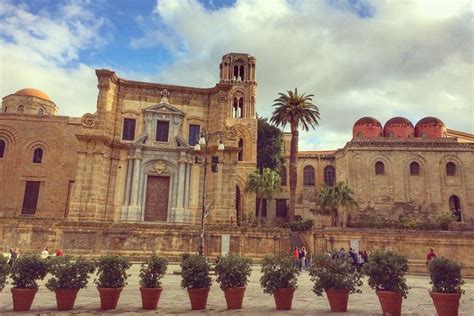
[352,117,383,139]
[415,117,446,138]
[383,117,415,138]
[14,88,51,101]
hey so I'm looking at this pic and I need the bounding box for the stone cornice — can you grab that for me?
[342,138,474,151]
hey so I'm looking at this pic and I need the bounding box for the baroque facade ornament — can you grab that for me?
[151,161,167,174]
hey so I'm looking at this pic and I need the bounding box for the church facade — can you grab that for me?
[1,53,473,229]
[0,53,257,225]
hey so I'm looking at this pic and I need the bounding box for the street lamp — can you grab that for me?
[193,129,225,256]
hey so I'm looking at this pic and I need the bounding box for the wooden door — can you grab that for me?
[22,181,40,215]
[145,176,170,221]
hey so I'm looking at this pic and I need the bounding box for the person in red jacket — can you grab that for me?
[426,248,437,265]
[55,248,64,256]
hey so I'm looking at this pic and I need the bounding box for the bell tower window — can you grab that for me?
[239,97,244,118]
[238,138,244,161]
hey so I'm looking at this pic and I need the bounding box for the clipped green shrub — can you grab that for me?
[363,250,409,298]
[435,212,456,230]
[309,254,363,296]
[282,219,314,231]
[215,254,252,291]
[94,255,131,288]
[180,254,212,289]
[139,254,168,288]
[428,257,464,294]
[0,254,9,290]
[46,256,95,290]
[10,254,47,289]
[260,254,299,295]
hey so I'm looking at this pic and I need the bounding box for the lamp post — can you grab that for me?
[194,129,225,256]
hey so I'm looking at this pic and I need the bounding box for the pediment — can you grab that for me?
[143,103,185,116]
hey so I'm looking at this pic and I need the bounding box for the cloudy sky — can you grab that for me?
[0,0,472,150]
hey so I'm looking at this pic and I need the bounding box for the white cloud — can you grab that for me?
[0,0,107,116]
[131,0,472,149]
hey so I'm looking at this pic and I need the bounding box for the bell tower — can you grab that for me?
[219,53,257,119]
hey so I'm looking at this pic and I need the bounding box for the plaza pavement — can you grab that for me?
[0,263,472,315]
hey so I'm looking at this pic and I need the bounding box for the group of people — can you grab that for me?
[40,247,64,259]
[292,246,309,271]
[336,247,370,272]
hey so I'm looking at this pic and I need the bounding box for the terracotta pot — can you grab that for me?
[325,288,350,312]
[97,287,123,310]
[140,287,163,310]
[11,287,38,311]
[55,288,79,310]
[187,287,210,310]
[273,287,295,310]
[376,290,402,316]
[224,287,246,309]
[430,291,461,316]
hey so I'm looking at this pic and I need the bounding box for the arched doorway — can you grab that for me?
[235,186,241,226]
[449,195,462,222]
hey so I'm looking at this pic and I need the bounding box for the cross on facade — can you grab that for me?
[160,89,170,103]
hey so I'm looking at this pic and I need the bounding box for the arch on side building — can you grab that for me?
[449,195,462,222]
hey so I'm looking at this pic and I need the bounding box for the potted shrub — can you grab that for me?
[363,250,409,316]
[260,254,299,310]
[181,254,212,310]
[309,254,363,312]
[139,254,168,310]
[215,253,252,309]
[94,255,131,310]
[0,254,9,292]
[45,256,95,310]
[428,257,464,316]
[9,253,47,311]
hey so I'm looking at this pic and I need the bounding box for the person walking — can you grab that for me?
[300,247,307,271]
[338,247,346,258]
[40,247,50,259]
[292,246,300,269]
[426,248,437,265]
[55,248,64,256]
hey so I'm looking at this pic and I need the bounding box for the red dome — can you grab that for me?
[352,117,383,139]
[415,117,446,138]
[384,117,415,138]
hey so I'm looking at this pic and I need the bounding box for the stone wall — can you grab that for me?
[0,218,290,260]
[301,228,474,276]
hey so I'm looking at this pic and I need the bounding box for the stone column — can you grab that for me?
[128,149,142,221]
[174,158,186,223]
[120,157,133,220]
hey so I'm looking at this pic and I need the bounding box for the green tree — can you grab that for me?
[257,116,283,170]
[245,168,282,227]
[317,182,357,227]
[271,88,320,219]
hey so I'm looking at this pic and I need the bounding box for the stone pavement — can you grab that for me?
[0,264,472,315]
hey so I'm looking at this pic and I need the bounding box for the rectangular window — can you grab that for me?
[256,198,267,217]
[156,121,169,142]
[276,199,288,218]
[22,181,40,215]
[122,118,136,141]
[188,124,200,145]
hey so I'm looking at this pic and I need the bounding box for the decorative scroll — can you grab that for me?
[151,161,167,174]
[81,113,97,128]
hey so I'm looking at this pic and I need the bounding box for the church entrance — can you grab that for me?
[449,195,462,222]
[144,176,170,221]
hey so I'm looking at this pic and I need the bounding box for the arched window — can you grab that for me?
[238,138,244,161]
[0,139,5,158]
[324,166,336,186]
[38,108,44,115]
[232,98,238,118]
[303,165,315,186]
[449,195,462,222]
[239,65,244,80]
[280,166,287,186]
[410,162,420,176]
[446,162,456,176]
[375,161,385,175]
[33,148,43,163]
[233,65,239,79]
[238,97,244,118]
[18,105,24,113]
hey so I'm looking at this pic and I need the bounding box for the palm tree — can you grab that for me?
[317,182,357,227]
[271,88,320,220]
[245,168,282,227]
